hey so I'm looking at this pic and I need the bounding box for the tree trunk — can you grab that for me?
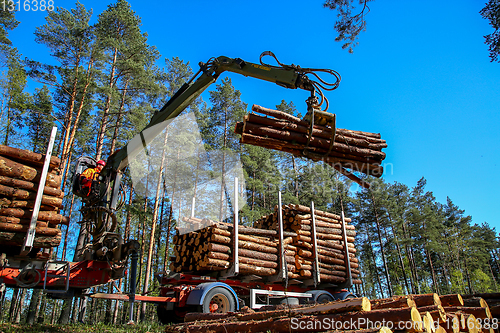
[8,287,19,321]
[26,289,42,324]
[426,247,439,294]
[370,191,392,297]
[95,48,118,161]
[387,211,411,295]
[58,298,72,324]
[141,128,169,321]
[60,58,95,193]
[61,194,75,261]
[109,77,130,154]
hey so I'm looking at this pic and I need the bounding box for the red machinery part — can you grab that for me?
[0,260,116,289]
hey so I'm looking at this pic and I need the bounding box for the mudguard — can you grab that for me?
[185,282,239,310]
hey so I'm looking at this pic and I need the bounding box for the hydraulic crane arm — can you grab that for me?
[103,53,322,175]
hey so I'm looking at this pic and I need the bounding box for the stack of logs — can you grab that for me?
[234,105,387,187]
[166,292,497,333]
[0,145,66,249]
[254,204,360,284]
[171,203,361,285]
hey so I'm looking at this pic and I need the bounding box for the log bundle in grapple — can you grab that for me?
[0,145,66,248]
[170,204,361,285]
[234,105,387,187]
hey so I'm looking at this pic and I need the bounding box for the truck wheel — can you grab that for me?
[157,304,186,324]
[315,292,335,303]
[199,287,236,313]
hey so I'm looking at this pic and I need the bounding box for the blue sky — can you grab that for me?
[8,1,500,230]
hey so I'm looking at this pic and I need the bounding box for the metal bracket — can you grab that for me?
[43,260,70,294]
[21,127,57,256]
[337,210,353,289]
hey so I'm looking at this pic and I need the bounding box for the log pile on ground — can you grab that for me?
[171,204,361,285]
[234,105,387,188]
[165,293,496,333]
[0,145,66,248]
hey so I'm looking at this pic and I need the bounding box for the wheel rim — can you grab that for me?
[209,293,230,313]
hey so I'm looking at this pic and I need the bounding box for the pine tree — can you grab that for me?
[93,0,159,161]
[0,10,19,61]
[0,52,29,146]
[26,85,54,153]
[203,77,247,222]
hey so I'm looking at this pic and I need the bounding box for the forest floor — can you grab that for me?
[0,322,166,332]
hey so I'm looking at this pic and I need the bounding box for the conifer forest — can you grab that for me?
[0,0,498,329]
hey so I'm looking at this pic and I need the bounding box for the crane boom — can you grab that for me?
[103,55,316,175]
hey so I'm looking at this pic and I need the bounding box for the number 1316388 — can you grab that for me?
[1,0,54,11]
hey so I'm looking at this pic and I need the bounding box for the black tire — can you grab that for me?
[156,304,187,324]
[315,292,335,303]
[343,293,357,299]
[199,287,236,313]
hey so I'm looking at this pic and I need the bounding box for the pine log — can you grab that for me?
[241,118,386,160]
[183,311,236,323]
[239,132,384,178]
[239,263,276,276]
[238,234,277,247]
[462,292,500,300]
[251,104,302,123]
[412,293,442,307]
[319,273,349,283]
[237,248,277,262]
[420,311,434,333]
[465,314,481,333]
[0,156,61,188]
[0,184,63,207]
[0,156,37,181]
[293,226,357,237]
[0,231,61,247]
[0,216,49,226]
[294,212,352,224]
[239,257,278,269]
[316,238,356,252]
[419,304,446,322]
[0,198,58,211]
[441,313,460,333]
[238,239,277,254]
[489,304,500,319]
[208,243,231,253]
[211,228,231,237]
[209,233,231,244]
[294,233,355,243]
[0,208,69,225]
[0,176,63,198]
[291,204,351,221]
[236,297,371,322]
[0,145,61,169]
[245,113,387,150]
[251,105,383,140]
[318,261,360,274]
[443,306,492,320]
[440,294,464,307]
[462,297,489,308]
[371,295,416,309]
[206,251,230,261]
[293,218,355,230]
[0,222,59,235]
[316,253,359,268]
